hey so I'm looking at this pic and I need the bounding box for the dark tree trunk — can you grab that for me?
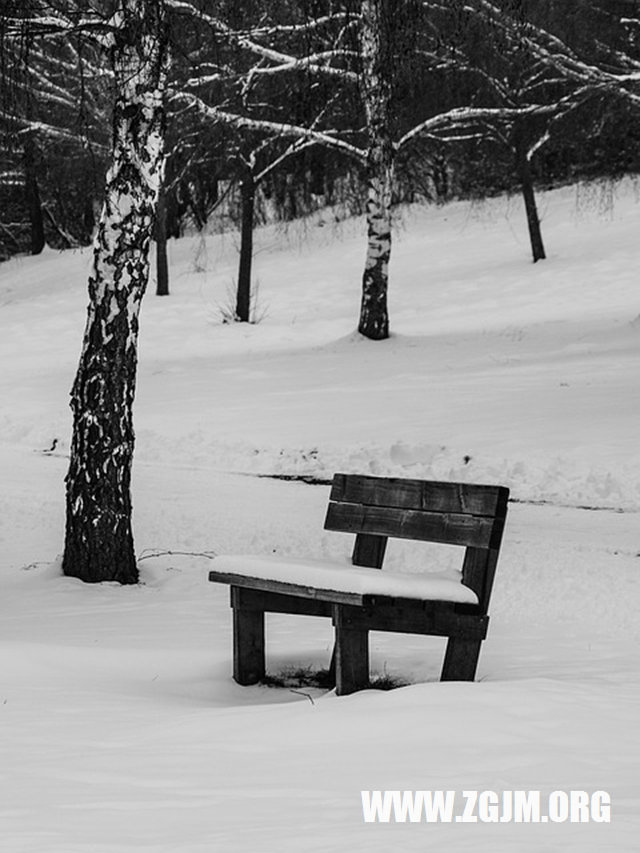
[432,151,449,203]
[63,0,169,585]
[83,196,95,244]
[358,0,394,341]
[155,180,169,296]
[166,193,183,239]
[236,169,255,322]
[515,142,546,263]
[23,135,45,255]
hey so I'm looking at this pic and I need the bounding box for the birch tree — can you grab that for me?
[63,0,170,584]
[5,0,171,584]
[358,0,394,338]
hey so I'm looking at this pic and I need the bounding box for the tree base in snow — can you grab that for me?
[358,311,389,341]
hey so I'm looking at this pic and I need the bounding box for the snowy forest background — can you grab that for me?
[1,2,640,852]
[4,0,640,276]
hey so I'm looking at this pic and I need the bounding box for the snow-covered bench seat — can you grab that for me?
[209,473,509,695]
[210,554,480,606]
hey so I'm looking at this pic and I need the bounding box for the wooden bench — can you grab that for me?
[209,473,509,695]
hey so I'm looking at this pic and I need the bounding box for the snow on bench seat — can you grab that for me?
[211,554,479,606]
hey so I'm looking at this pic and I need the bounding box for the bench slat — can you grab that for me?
[231,586,333,617]
[330,473,508,517]
[325,500,497,548]
[334,601,488,640]
[210,570,366,606]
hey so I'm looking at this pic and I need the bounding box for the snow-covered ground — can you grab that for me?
[1,180,639,851]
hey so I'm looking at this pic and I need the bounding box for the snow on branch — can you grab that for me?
[251,91,345,182]
[527,130,551,162]
[241,49,358,82]
[397,103,559,150]
[166,0,358,83]
[172,91,364,162]
[4,13,114,44]
[465,0,640,100]
[243,13,354,38]
[254,138,317,184]
[0,111,109,153]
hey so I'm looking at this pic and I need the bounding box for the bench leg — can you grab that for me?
[327,644,337,689]
[232,605,265,685]
[333,607,369,696]
[441,637,482,681]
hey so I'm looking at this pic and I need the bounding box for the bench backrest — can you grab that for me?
[324,473,509,611]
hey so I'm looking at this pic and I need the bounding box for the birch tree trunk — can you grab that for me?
[63,1,169,584]
[358,0,394,341]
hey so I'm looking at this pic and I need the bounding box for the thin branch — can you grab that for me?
[173,91,365,161]
[137,549,219,562]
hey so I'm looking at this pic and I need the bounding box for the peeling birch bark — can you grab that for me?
[63,1,169,584]
[358,0,394,341]
[360,143,393,340]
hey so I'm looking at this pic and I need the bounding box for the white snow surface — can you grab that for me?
[211,553,479,604]
[1,180,639,851]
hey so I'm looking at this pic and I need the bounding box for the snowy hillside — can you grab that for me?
[1,181,639,851]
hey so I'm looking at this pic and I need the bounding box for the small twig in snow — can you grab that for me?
[289,689,315,705]
[137,549,218,562]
